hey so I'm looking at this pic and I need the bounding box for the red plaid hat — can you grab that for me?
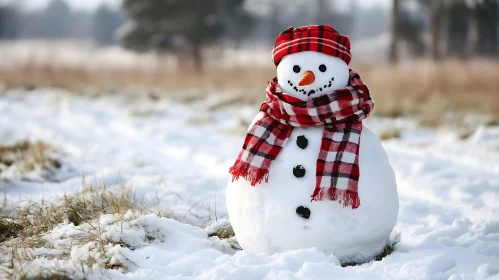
[272,25,352,67]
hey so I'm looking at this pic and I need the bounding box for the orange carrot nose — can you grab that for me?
[298,71,315,86]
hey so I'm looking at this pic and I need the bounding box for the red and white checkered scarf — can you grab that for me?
[229,69,374,209]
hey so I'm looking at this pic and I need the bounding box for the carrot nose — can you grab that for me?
[298,71,315,86]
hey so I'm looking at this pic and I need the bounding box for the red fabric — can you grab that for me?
[229,70,373,209]
[272,25,352,67]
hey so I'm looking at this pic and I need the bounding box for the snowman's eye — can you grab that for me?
[293,65,301,73]
[319,64,327,72]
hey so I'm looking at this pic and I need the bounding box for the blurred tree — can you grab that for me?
[399,4,426,57]
[446,0,471,57]
[267,2,285,42]
[429,0,444,60]
[390,0,425,61]
[41,0,72,38]
[70,10,93,39]
[120,0,253,70]
[244,0,286,43]
[0,5,19,40]
[389,0,401,63]
[316,0,335,25]
[17,9,43,39]
[226,0,353,45]
[92,5,124,46]
[475,0,498,56]
[217,0,254,47]
[316,0,352,35]
[416,0,444,60]
[351,5,389,40]
[417,0,498,58]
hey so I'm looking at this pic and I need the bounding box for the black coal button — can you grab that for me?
[296,135,308,149]
[296,206,311,219]
[293,165,306,178]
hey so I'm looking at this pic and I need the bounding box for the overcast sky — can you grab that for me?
[22,0,390,11]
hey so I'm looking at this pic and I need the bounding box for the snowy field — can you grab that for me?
[1,89,499,279]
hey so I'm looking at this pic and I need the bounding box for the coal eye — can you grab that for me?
[293,65,301,73]
[319,64,327,72]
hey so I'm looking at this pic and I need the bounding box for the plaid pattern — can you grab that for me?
[272,25,352,67]
[229,70,373,209]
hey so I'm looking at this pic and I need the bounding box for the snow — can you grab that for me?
[1,89,499,279]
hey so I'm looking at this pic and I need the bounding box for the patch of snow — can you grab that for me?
[0,90,498,279]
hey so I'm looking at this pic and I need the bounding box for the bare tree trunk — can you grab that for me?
[217,0,228,37]
[192,41,203,73]
[269,1,281,41]
[474,0,499,56]
[317,0,327,23]
[389,0,400,63]
[430,0,444,61]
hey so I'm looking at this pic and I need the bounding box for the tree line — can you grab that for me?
[390,0,499,62]
[0,0,124,46]
[1,0,497,68]
[0,0,389,69]
[119,0,364,70]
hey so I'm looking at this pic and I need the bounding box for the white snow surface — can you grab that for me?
[0,89,499,279]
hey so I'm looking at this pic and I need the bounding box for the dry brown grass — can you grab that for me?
[0,180,139,244]
[1,58,499,126]
[0,179,160,279]
[208,223,235,240]
[207,222,241,251]
[0,141,61,179]
[360,60,499,125]
[378,129,402,141]
[0,63,275,99]
[341,233,401,267]
[24,275,73,280]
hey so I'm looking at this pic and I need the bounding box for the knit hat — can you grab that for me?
[272,25,352,67]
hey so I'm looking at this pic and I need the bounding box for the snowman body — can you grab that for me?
[227,51,399,260]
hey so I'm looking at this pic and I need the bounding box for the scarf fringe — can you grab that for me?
[229,160,269,186]
[310,187,360,209]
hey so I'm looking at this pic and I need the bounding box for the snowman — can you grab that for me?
[227,25,399,261]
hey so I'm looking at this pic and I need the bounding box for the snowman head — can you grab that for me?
[272,25,352,100]
[277,51,350,100]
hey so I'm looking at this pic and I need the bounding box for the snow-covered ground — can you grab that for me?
[0,89,498,279]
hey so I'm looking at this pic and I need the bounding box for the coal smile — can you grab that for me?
[287,77,335,97]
